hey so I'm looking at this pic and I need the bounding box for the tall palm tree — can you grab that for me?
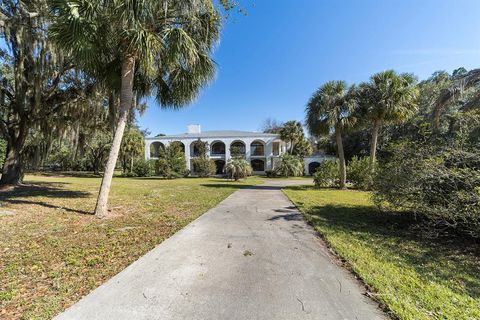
[360,70,418,177]
[306,81,356,189]
[50,0,222,217]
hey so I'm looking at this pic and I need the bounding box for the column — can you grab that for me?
[185,140,191,172]
[145,141,150,160]
[225,141,231,162]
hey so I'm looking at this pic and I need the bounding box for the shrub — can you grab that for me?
[132,159,154,177]
[191,157,216,177]
[155,144,187,178]
[373,141,480,238]
[347,156,370,190]
[71,157,89,171]
[313,160,339,188]
[274,154,304,177]
[225,158,252,181]
[47,147,74,170]
[265,170,277,178]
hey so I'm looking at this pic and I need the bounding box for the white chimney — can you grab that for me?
[187,124,201,134]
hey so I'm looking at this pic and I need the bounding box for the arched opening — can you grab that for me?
[230,141,246,157]
[211,141,226,156]
[308,162,321,175]
[170,141,185,153]
[214,159,225,174]
[190,140,207,157]
[250,140,265,156]
[150,142,165,158]
[251,159,265,172]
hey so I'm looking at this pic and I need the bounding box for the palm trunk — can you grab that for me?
[94,54,135,218]
[108,92,116,133]
[335,127,346,189]
[369,119,381,175]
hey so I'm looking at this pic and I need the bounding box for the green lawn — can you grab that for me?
[283,186,480,320]
[0,174,263,319]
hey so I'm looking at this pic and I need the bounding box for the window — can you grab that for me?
[251,159,265,171]
[211,142,226,155]
[250,141,264,156]
[230,141,246,157]
[150,142,164,157]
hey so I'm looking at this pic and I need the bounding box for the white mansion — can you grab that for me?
[144,125,332,175]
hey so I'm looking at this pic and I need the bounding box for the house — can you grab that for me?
[144,124,333,175]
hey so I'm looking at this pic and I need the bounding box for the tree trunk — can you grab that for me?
[369,119,381,175]
[0,142,24,185]
[94,54,135,218]
[0,120,28,185]
[108,92,116,133]
[335,128,346,189]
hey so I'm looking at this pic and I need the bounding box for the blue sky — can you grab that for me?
[139,0,480,136]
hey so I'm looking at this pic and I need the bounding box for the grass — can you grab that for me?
[0,173,263,319]
[283,186,480,320]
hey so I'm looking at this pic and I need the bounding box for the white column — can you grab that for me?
[225,141,231,162]
[265,140,273,170]
[185,140,191,172]
[145,141,151,160]
[244,139,250,165]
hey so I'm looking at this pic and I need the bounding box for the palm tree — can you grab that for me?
[306,81,356,189]
[280,120,304,154]
[50,0,222,217]
[360,70,419,177]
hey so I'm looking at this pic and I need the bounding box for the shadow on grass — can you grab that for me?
[287,186,480,299]
[29,171,102,178]
[0,182,92,215]
[201,184,283,191]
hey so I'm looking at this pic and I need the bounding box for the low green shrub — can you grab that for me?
[225,158,252,181]
[347,156,370,190]
[373,141,480,238]
[191,157,216,177]
[313,160,339,188]
[132,159,154,177]
[274,154,304,177]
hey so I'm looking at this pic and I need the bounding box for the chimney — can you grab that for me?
[187,124,201,134]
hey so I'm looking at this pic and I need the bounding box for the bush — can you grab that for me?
[347,156,370,190]
[132,159,154,177]
[191,157,216,177]
[155,144,187,178]
[226,158,252,181]
[274,154,304,177]
[47,147,74,170]
[265,170,277,178]
[71,157,89,171]
[373,141,480,238]
[313,160,339,188]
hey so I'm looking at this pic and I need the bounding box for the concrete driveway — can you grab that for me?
[55,179,386,320]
